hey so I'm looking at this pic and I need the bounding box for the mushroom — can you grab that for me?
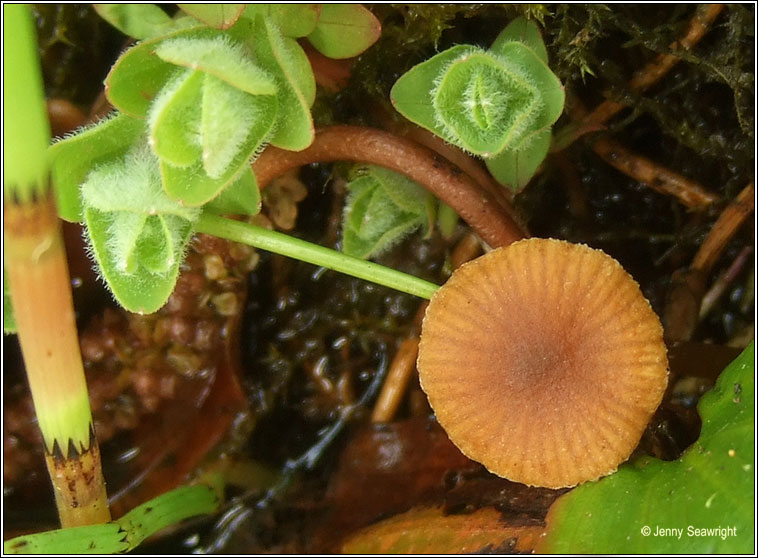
[416,238,669,488]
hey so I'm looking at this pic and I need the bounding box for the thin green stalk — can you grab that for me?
[195,213,440,300]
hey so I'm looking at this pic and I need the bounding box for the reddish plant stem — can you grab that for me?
[380,115,519,211]
[253,126,526,249]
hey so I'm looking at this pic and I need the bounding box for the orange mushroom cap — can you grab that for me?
[417,238,669,488]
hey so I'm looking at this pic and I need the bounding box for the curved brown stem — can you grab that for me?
[253,126,526,249]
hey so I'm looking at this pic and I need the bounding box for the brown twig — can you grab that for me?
[699,245,753,319]
[583,4,725,128]
[663,181,754,342]
[253,126,526,249]
[591,136,720,210]
[692,181,754,273]
[370,337,420,423]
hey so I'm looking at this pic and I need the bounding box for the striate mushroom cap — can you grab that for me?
[417,238,669,489]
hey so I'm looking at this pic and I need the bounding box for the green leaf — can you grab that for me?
[148,69,204,168]
[250,15,314,150]
[49,112,146,222]
[491,16,548,64]
[203,166,261,216]
[539,343,755,554]
[177,4,245,29]
[241,4,321,37]
[105,27,201,118]
[436,201,459,240]
[160,88,277,206]
[199,74,260,179]
[4,483,220,554]
[93,4,174,40]
[485,128,552,192]
[342,165,433,259]
[391,20,564,188]
[3,267,17,333]
[154,34,277,96]
[3,523,127,555]
[80,146,199,314]
[391,45,473,145]
[492,41,564,139]
[306,4,381,59]
[432,48,542,156]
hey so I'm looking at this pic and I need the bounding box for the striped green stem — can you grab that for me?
[3,4,110,527]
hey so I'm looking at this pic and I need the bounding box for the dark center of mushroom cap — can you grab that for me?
[417,238,669,488]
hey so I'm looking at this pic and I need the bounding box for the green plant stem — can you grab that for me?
[3,4,50,202]
[195,214,440,299]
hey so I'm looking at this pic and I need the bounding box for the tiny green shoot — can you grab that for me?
[391,16,565,192]
[341,165,436,259]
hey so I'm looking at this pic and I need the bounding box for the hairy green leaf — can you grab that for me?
[81,146,199,314]
[342,165,433,259]
[203,166,261,216]
[250,15,314,150]
[49,112,146,222]
[200,73,258,179]
[148,69,204,168]
[155,34,277,96]
[93,4,174,40]
[539,343,755,554]
[105,26,205,118]
[485,128,552,193]
[160,89,277,206]
[306,4,381,59]
[391,16,564,188]
[242,4,321,37]
[491,16,548,64]
[177,4,245,29]
[432,48,542,156]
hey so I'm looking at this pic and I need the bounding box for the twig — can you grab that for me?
[583,4,725,128]
[663,181,754,342]
[692,181,754,273]
[370,338,419,423]
[591,136,720,209]
[253,126,526,249]
[699,245,753,319]
[450,231,484,270]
